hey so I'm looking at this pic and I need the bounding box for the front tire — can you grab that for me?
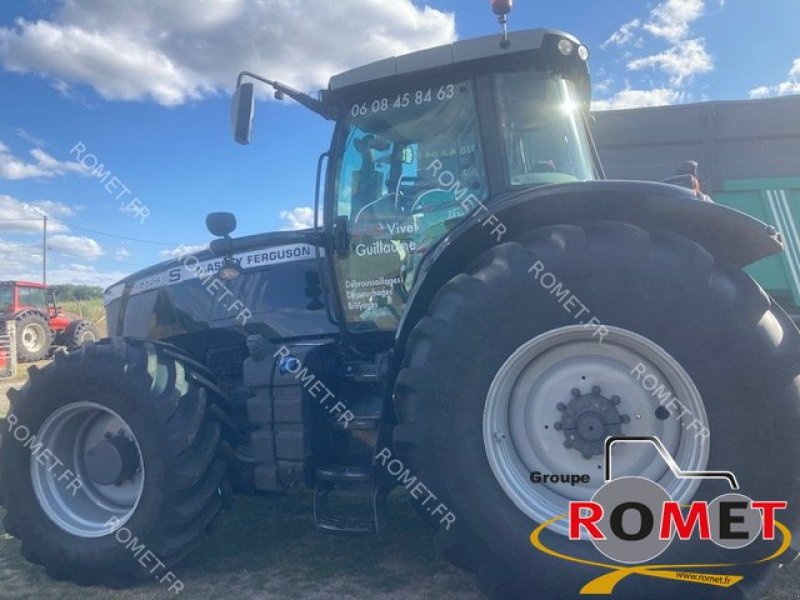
[395,222,800,599]
[15,312,52,362]
[1,338,228,587]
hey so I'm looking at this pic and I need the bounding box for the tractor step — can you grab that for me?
[316,464,373,484]
[316,513,377,535]
[329,414,381,431]
[314,466,386,535]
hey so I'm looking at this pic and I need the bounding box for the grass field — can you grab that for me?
[60,299,107,337]
[0,368,799,599]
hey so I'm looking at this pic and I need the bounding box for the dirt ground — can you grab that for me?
[0,364,799,599]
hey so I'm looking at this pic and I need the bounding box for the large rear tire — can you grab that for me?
[394,222,800,599]
[1,338,229,587]
[15,312,52,362]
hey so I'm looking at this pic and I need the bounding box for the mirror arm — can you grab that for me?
[237,71,333,120]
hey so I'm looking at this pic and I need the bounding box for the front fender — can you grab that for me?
[395,180,782,354]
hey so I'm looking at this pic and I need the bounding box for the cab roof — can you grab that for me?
[327,28,583,92]
[0,280,45,288]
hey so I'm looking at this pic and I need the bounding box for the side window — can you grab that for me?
[495,70,594,186]
[334,80,487,330]
[19,287,47,309]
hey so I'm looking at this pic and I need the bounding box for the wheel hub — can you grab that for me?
[31,402,145,538]
[84,431,140,485]
[556,386,630,459]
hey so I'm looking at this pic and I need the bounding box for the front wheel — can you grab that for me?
[1,338,229,587]
[394,222,800,599]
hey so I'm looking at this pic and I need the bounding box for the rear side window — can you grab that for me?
[19,287,47,309]
[495,69,595,187]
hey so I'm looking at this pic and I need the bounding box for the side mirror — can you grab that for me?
[206,212,237,237]
[231,82,255,145]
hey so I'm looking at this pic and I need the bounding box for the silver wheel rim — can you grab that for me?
[22,323,46,353]
[31,402,145,538]
[483,325,709,536]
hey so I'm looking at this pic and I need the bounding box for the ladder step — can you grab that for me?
[316,514,376,535]
[329,415,381,430]
[316,465,373,484]
[314,472,387,536]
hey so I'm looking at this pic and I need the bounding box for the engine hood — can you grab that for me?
[103,242,337,352]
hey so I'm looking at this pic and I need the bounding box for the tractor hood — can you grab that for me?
[103,241,337,355]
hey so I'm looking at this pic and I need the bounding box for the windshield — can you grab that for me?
[19,286,47,309]
[334,79,488,330]
[495,69,594,186]
[0,286,11,311]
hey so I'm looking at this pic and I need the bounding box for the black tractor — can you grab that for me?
[3,13,799,600]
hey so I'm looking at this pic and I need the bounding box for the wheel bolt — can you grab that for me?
[571,388,581,397]
[592,386,601,395]
[611,395,621,405]
[556,402,566,411]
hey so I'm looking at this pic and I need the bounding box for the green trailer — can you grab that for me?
[592,95,800,318]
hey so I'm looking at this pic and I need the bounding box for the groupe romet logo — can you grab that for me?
[530,436,792,595]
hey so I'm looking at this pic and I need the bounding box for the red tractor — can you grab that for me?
[0,280,100,362]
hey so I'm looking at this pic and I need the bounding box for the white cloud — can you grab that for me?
[598,0,712,109]
[0,1,455,106]
[15,127,45,148]
[627,39,713,86]
[644,0,705,43]
[159,243,209,260]
[592,88,684,111]
[749,57,800,99]
[0,139,85,179]
[594,78,614,94]
[0,194,73,233]
[115,246,131,260]
[0,238,120,286]
[47,234,104,260]
[602,19,641,49]
[279,206,316,231]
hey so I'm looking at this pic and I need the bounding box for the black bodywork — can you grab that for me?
[103,28,784,522]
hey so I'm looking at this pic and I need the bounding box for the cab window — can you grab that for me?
[19,287,47,309]
[495,69,595,186]
[334,80,487,330]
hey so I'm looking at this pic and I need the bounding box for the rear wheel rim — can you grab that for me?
[22,323,46,353]
[483,325,709,536]
[31,401,145,538]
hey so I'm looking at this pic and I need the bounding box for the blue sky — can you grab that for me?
[0,0,798,287]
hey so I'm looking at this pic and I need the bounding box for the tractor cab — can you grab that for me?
[227,28,598,332]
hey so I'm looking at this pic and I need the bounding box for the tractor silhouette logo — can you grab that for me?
[530,436,791,595]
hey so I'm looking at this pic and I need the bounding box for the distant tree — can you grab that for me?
[49,284,104,302]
